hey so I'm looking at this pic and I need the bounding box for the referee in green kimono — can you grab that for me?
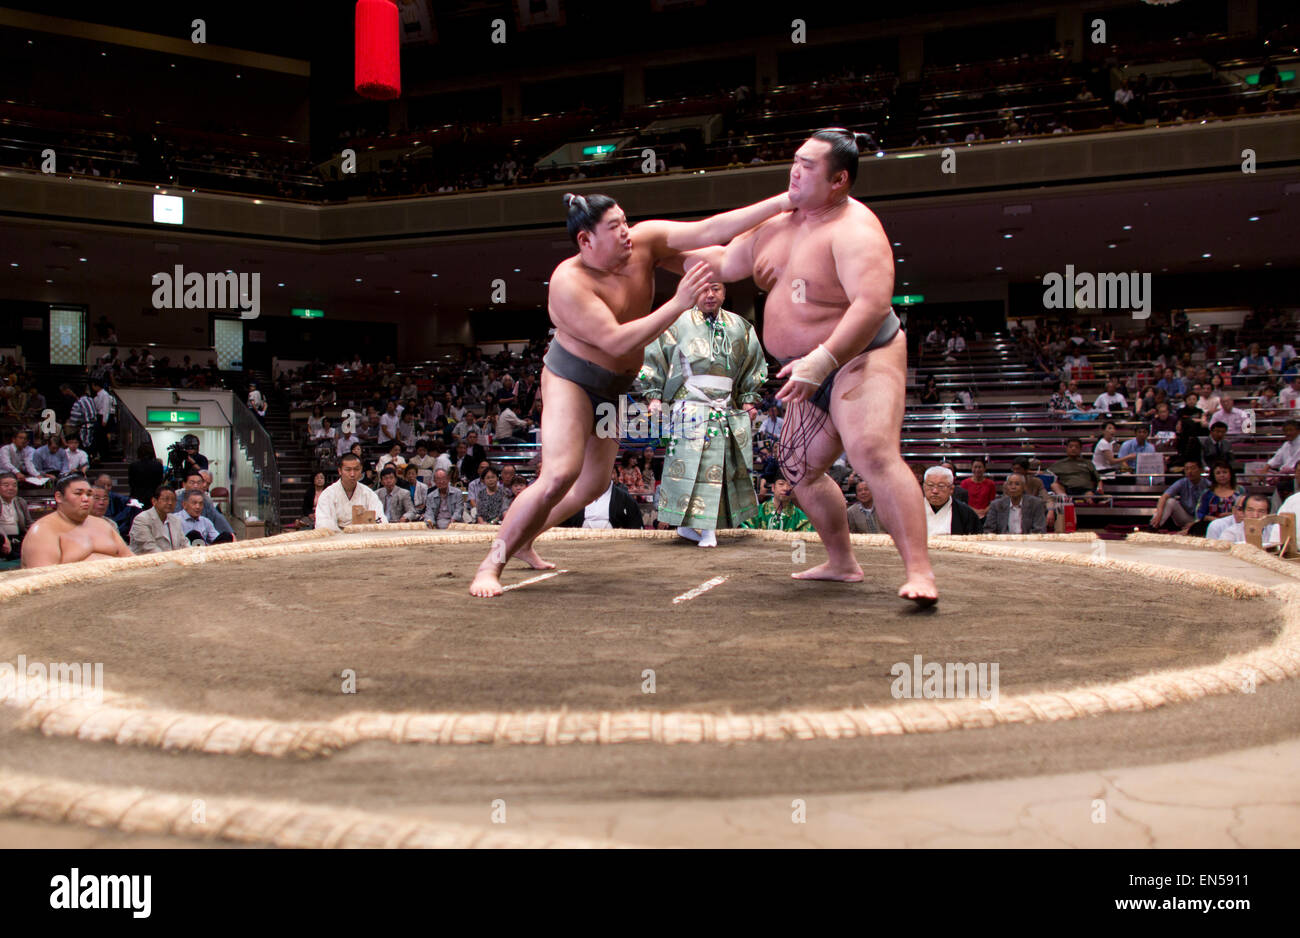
[638,281,767,547]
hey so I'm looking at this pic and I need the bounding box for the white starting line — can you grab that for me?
[672,576,729,604]
[501,569,569,592]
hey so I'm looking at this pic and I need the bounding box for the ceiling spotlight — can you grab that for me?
[892,241,901,247]
[431,273,439,278]
[394,290,400,294]
[513,268,521,273]
[45,279,52,283]
[994,266,1003,271]
[1107,243,1117,249]
[1122,225,1132,230]
[1248,215,1260,221]
[355,278,362,282]
[78,257,87,262]
[1002,233,1013,239]
[277,282,285,287]
[1201,253,1211,258]
[896,258,904,263]
[9,263,17,268]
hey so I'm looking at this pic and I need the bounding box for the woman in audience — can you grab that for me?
[639,446,657,492]
[307,405,325,439]
[1047,381,1074,414]
[474,466,507,524]
[1193,461,1245,536]
[618,452,647,494]
[298,471,328,528]
[920,376,941,406]
[376,442,406,475]
[448,396,467,423]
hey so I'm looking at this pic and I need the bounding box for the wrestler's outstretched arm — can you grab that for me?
[774,221,894,404]
[551,258,713,358]
[637,193,789,260]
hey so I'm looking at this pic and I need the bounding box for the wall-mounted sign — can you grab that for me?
[146,408,201,424]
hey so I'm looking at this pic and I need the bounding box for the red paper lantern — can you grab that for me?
[355,0,401,100]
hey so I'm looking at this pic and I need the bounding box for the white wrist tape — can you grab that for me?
[788,344,839,387]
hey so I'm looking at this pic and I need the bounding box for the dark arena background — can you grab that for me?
[0,0,1295,907]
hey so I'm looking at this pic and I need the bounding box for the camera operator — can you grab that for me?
[167,434,208,487]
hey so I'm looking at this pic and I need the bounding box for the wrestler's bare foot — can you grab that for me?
[513,545,556,570]
[898,573,939,607]
[792,560,864,582]
[469,564,505,598]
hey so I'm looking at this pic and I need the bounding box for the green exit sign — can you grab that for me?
[291,308,324,319]
[146,408,201,424]
[892,294,925,305]
[581,144,616,156]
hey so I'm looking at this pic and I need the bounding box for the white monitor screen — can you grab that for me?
[153,194,184,225]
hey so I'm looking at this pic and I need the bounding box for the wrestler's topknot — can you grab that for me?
[563,192,618,245]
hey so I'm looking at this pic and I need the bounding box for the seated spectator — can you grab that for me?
[1047,381,1075,414]
[847,479,883,534]
[1151,461,1211,532]
[1049,438,1104,499]
[618,452,648,494]
[742,478,812,532]
[423,468,466,530]
[985,473,1047,534]
[0,472,34,564]
[1151,400,1182,446]
[461,430,487,479]
[20,473,133,567]
[1156,367,1186,400]
[1279,375,1300,410]
[1238,343,1269,377]
[1093,380,1128,413]
[376,466,418,522]
[921,466,983,537]
[403,464,428,514]
[1117,424,1157,470]
[129,486,188,553]
[408,440,437,484]
[474,466,508,525]
[1206,494,1248,542]
[1199,421,1234,469]
[1208,396,1245,434]
[1266,419,1300,477]
[959,457,997,518]
[1257,385,1282,415]
[562,477,644,530]
[173,490,223,544]
[62,435,89,476]
[1277,464,1300,520]
[32,436,67,483]
[398,410,418,449]
[376,442,407,476]
[433,440,454,476]
[315,453,387,531]
[1010,456,1047,499]
[299,471,328,528]
[179,470,236,542]
[378,401,401,445]
[1091,421,1126,477]
[638,448,657,492]
[1193,461,1245,536]
[307,405,325,439]
[335,426,360,457]
[495,404,533,444]
[0,429,39,481]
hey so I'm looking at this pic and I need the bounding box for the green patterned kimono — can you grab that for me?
[638,307,767,528]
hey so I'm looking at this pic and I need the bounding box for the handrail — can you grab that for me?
[110,389,152,466]
[229,396,280,534]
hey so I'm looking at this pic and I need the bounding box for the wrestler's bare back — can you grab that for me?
[750,197,893,359]
[548,226,660,377]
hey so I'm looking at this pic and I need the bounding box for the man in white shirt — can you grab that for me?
[1093,380,1127,413]
[377,402,401,445]
[247,382,265,411]
[495,406,532,443]
[63,436,89,475]
[758,406,783,439]
[0,429,40,481]
[1216,494,1281,546]
[314,453,387,532]
[1280,376,1300,410]
[1065,380,1084,409]
[1267,420,1300,475]
[91,379,114,430]
[335,431,360,457]
[1209,395,1246,434]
